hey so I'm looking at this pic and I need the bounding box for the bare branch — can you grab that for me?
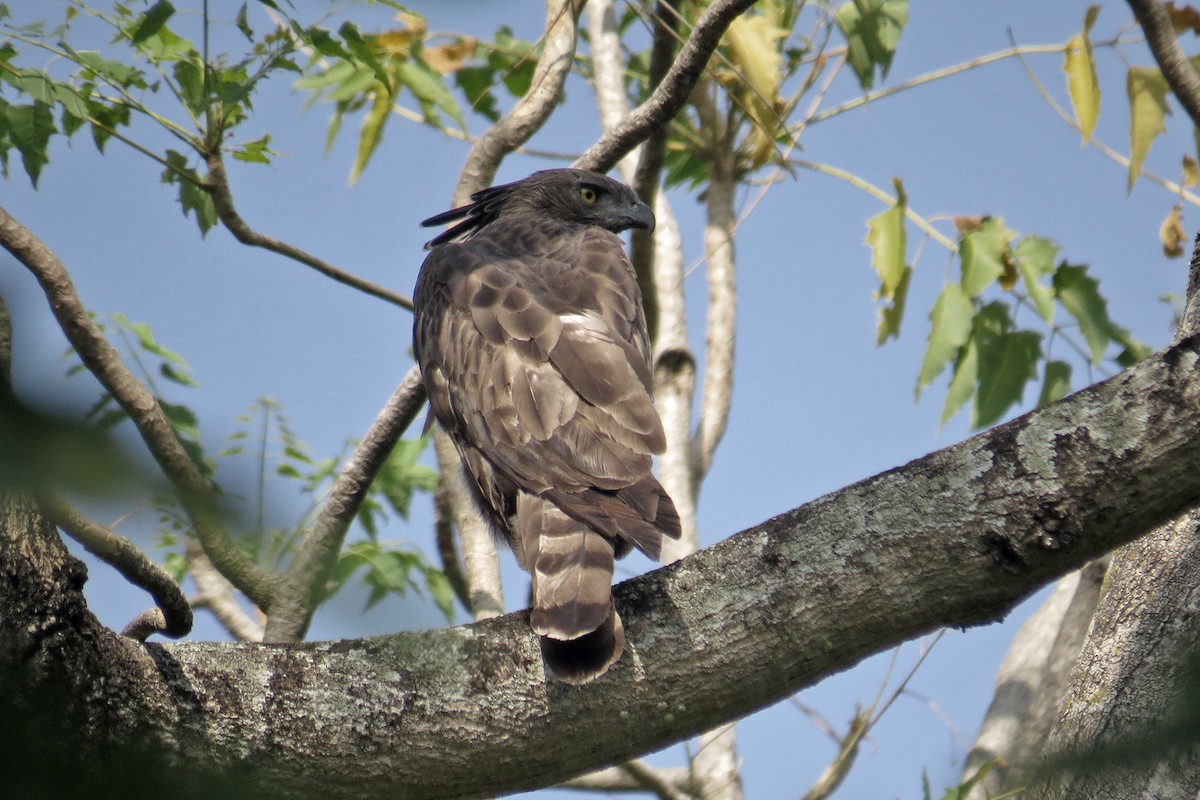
[434,481,472,614]
[690,83,737,482]
[0,204,279,611]
[38,492,192,639]
[561,763,693,797]
[188,539,264,642]
[618,760,695,800]
[203,152,414,311]
[1127,0,1200,129]
[576,0,759,174]
[454,0,585,201]
[586,0,641,182]
[962,562,1106,799]
[436,428,506,621]
[263,366,427,642]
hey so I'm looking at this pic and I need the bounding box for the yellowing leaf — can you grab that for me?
[866,181,907,299]
[1127,66,1172,193]
[424,39,475,75]
[1184,153,1198,187]
[350,87,392,185]
[876,265,911,345]
[725,14,787,166]
[1167,1,1200,34]
[1161,203,1187,257]
[726,15,786,105]
[1064,6,1100,144]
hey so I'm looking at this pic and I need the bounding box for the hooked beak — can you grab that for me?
[626,200,655,233]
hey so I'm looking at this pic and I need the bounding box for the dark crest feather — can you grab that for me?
[421,180,522,250]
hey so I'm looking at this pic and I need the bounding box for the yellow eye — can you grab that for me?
[580,187,598,205]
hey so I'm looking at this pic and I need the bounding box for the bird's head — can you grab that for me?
[422,169,654,249]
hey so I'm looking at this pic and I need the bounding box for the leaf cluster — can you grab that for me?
[64,316,449,620]
[868,206,1148,429]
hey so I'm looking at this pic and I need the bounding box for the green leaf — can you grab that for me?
[973,305,1041,428]
[834,0,909,90]
[130,0,175,44]
[1013,235,1059,324]
[338,21,391,89]
[397,58,465,131]
[959,217,1014,297]
[173,59,206,116]
[235,4,254,41]
[350,88,393,184]
[455,65,500,121]
[1110,324,1151,368]
[940,333,978,428]
[1064,6,1100,144]
[1053,263,1112,364]
[876,265,911,345]
[1037,360,1072,407]
[866,182,907,300]
[5,102,55,186]
[231,134,274,164]
[1127,66,1171,193]
[160,362,197,388]
[917,282,974,396]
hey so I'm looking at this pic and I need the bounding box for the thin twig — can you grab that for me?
[690,82,737,483]
[263,365,427,642]
[187,538,264,642]
[39,492,193,639]
[560,763,694,796]
[1008,30,1200,206]
[454,0,584,201]
[203,151,415,310]
[433,480,471,613]
[0,204,280,611]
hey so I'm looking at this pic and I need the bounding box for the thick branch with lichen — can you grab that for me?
[11,319,1200,800]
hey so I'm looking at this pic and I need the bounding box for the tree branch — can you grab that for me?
[45,324,1200,800]
[38,492,193,639]
[1127,0,1200,129]
[576,0,758,174]
[203,152,414,311]
[561,763,692,798]
[263,366,427,642]
[454,0,584,201]
[187,539,264,642]
[0,205,280,611]
[690,81,736,483]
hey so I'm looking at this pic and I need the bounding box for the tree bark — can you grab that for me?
[1029,512,1200,800]
[6,328,1200,799]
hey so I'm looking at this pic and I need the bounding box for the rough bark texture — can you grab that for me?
[962,561,1106,797]
[6,330,1200,799]
[1030,513,1200,799]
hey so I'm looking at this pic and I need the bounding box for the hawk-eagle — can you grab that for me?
[413,168,681,683]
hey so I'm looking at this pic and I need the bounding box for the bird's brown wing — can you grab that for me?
[413,219,681,557]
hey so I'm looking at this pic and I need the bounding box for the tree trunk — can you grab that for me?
[1029,511,1200,799]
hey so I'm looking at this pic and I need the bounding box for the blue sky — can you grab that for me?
[1,1,1194,797]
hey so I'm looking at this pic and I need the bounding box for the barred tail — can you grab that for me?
[517,495,624,684]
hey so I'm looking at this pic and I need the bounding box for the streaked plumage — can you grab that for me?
[413,169,680,683]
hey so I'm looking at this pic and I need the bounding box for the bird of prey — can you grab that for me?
[413,168,681,684]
